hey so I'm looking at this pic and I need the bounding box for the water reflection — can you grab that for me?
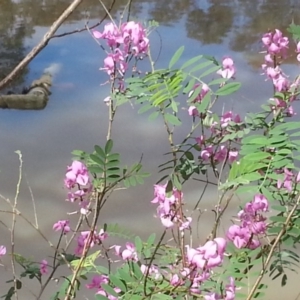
[1,0,300,299]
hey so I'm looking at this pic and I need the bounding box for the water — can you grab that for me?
[1,0,300,299]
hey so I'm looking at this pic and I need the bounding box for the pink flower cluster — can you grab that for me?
[261,29,298,116]
[114,242,138,261]
[277,168,300,193]
[196,110,242,165]
[262,29,289,60]
[204,277,236,300]
[168,265,208,295]
[165,238,236,298]
[188,57,235,117]
[64,161,92,214]
[75,229,107,255]
[227,194,269,249]
[262,30,291,92]
[186,238,226,269]
[86,274,121,299]
[151,184,191,229]
[93,21,149,84]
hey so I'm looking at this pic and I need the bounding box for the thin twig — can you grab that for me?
[52,0,116,39]
[11,151,22,300]
[0,194,55,250]
[0,0,84,90]
[25,175,38,227]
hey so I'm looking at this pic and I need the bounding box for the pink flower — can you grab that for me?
[225,277,236,300]
[0,245,6,256]
[227,225,250,249]
[273,74,290,92]
[115,243,138,261]
[53,220,70,234]
[262,32,272,46]
[297,41,300,53]
[179,217,192,231]
[65,161,90,189]
[221,111,241,127]
[252,194,269,212]
[204,293,222,300]
[186,238,226,269]
[188,105,198,116]
[296,171,300,183]
[140,264,161,280]
[228,150,238,163]
[195,135,205,146]
[40,259,48,275]
[189,83,210,102]
[102,55,115,75]
[262,29,289,59]
[151,184,184,229]
[214,145,227,163]
[217,57,236,79]
[86,275,109,289]
[201,145,213,161]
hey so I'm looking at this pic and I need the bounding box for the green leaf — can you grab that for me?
[181,54,203,69]
[170,100,178,113]
[131,262,143,280]
[190,60,213,73]
[71,149,86,157]
[106,161,120,168]
[95,145,106,158]
[148,111,160,121]
[268,226,282,234]
[96,295,109,300]
[147,233,156,246]
[89,166,104,174]
[173,174,182,190]
[105,139,113,154]
[165,179,173,193]
[215,82,241,96]
[269,215,286,223]
[135,236,143,254]
[129,176,137,186]
[208,77,228,86]
[271,205,287,213]
[90,154,105,166]
[195,92,211,113]
[107,153,120,162]
[101,284,118,297]
[183,78,196,94]
[109,275,127,292]
[169,46,184,69]
[199,65,221,79]
[281,274,288,286]
[118,268,133,283]
[164,113,181,126]
[188,84,202,102]
[138,103,153,114]
[243,152,271,161]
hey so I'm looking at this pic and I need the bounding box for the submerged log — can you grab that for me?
[0,94,48,109]
[0,73,52,110]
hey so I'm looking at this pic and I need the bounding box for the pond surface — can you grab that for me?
[1,0,300,299]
